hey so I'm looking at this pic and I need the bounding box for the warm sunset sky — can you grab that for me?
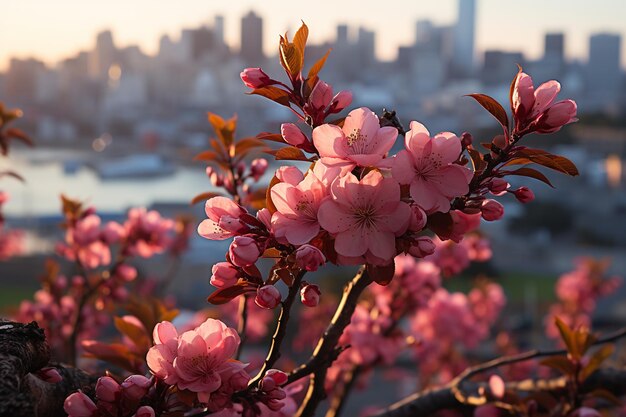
[1,0,624,70]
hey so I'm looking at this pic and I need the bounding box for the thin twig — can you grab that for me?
[235,295,248,360]
[295,266,373,417]
[249,270,306,386]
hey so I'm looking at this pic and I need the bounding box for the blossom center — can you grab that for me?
[346,128,369,154]
[353,206,378,229]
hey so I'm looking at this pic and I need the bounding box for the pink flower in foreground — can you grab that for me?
[270,164,339,245]
[391,121,472,213]
[240,68,272,89]
[229,236,260,267]
[312,107,397,171]
[64,391,97,417]
[512,71,577,134]
[146,318,246,404]
[198,197,247,240]
[318,170,411,264]
[295,245,326,271]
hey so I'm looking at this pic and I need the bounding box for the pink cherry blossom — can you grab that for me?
[281,123,308,148]
[198,197,247,240]
[211,262,240,288]
[270,164,339,245]
[146,318,245,404]
[513,186,534,203]
[228,236,260,267]
[511,71,577,134]
[295,245,326,271]
[64,391,97,417]
[300,284,321,307]
[481,199,504,221]
[240,68,272,89]
[255,285,282,309]
[318,170,411,264]
[123,207,174,257]
[312,107,397,170]
[391,121,472,213]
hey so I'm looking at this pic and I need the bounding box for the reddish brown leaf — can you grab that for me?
[292,22,309,69]
[265,175,281,214]
[367,262,395,286]
[5,128,34,147]
[467,148,486,173]
[539,355,575,376]
[266,146,311,161]
[257,132,285,143]
[467,94,509,131]
[207,281,253,305]
[504,167,554,188]
[246,188,267,211]
[509,148,579,176]
[114,316,151,351]
[193,150,219,162]
[581,344,614,381]
[308,48,331,80]
[427,212,454,241]
[250,86,292,106]
[191,191,222,205]
[235,137,266,155]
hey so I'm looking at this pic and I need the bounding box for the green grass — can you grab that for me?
[445,271,557,303]
[0,286,38,310]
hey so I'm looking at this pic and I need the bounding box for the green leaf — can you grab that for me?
[466,94,509,131]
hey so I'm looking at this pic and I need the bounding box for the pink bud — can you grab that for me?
[409,205,427,231]
[571,407,601,417]
[229,236,260,267]
[207,167,224,187]
[115,264,137,282]
[281,123,308,147]
[300,284,321,307]
[64,392,97,417]
[513,186,534,203]
[134,406,156,417]
[265,369,288,385]
[240,67,272,89]
[255,285,281,309]
[256,208,272,229]
[488,375,505,399]
[36,367,62,383]
[511,71,535,124]
[309,81,333,110]
[295,245,326,271]
[275,166,304,185]
[96,376,121,402]
[536,99,578,134]
[488,178,509,195]
[481,200,504,221]
[211,262,240,288]
[408,236,436,258]
[329,90,353,113]
[250,158,269,181]
[121,375,152,400]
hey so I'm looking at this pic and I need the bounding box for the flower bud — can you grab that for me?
[229,236,260,267]
[295,245,326,271]
[210,262,240,288]
[102,221,125,244]
[488,375,505,399]
[250,158,269,181]
[309,81,333,110]
[36,367,62,383]
[63,392,97,417]
[255,285,281,309]
[329,90,353,113]
[300,284,321,307]
[461,132,473,148]
[115,264,137,282]
[256,208,272,229]
[409,205,427,231]
[281,123,308,147]
[265,369,288,385]
[513,186,535,204]
[408,236,436,258]
[240,67,272,89]
[481,200,504,221]
[488,178,509,195]
[121,375,152,401]
[135,406,156,417]
[275,166,304,185]
[96,376,121,402]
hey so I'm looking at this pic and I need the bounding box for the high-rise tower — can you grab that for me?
[452,0,476,75]
[241,11,264,64]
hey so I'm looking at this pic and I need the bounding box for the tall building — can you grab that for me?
[214,15,225,45]
[336,24,349,46]
[544,33,565,61]
[587,33,622,98]
[357,27,376,67]
[452,0,476,76]
[90,30,118,78]
[241,11,264,64]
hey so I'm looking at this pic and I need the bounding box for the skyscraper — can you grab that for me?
[587,33,622,100]
[544,33,565,62]
[452,0,476,76]
[214,15,225,45]
[241,11,264,64]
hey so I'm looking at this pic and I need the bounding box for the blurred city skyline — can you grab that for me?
[2,0,626,70]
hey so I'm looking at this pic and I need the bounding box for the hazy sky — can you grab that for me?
[1,0,624,70]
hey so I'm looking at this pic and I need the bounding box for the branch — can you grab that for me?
[249,270,305,386]
[0,320,96,417]
[235,295,248,360]
[295,266,373,417]
[372,368,626,417]
[373,325,626,417]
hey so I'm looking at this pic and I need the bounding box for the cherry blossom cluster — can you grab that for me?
[64,375,156,417]
[0,190,24,260]
[545,258,621,340]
